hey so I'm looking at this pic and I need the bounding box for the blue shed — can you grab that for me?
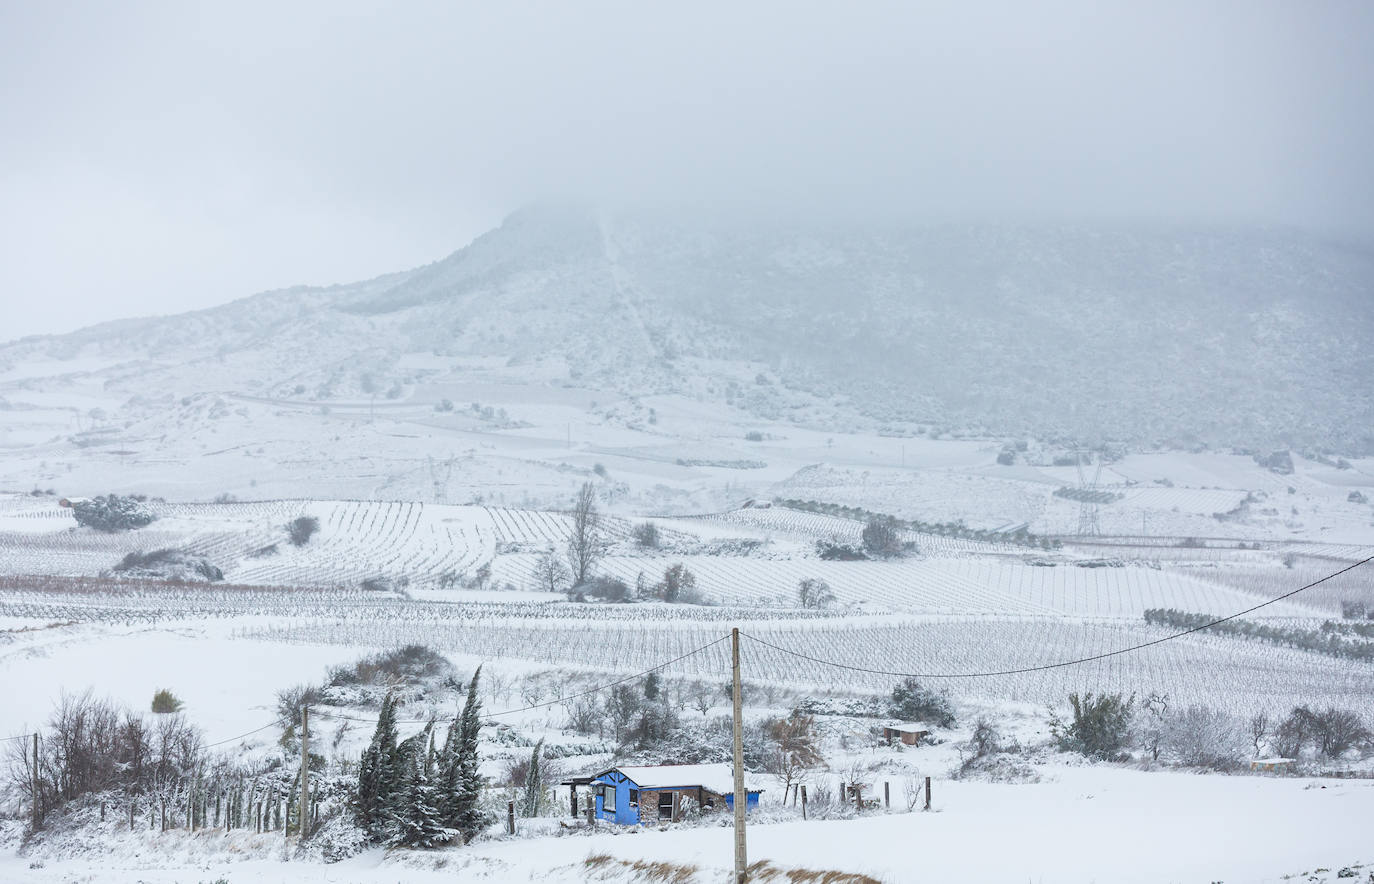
[588,763,762,825]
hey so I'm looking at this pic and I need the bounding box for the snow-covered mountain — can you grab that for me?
[3,204,1371,453]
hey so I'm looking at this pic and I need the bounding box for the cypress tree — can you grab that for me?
[521,738,544,818]
[391,723,449,847]
[357,692,400,838]
[446,667,490,843]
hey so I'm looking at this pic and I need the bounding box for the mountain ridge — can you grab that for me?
[2,206,1371,453]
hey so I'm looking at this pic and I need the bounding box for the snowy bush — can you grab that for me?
[888,678,956,728]
[1051,692,1134,760]
[112,548,222,582]
[287,515,321,546]
[71,494,156,532]
[1161,705,1246,769]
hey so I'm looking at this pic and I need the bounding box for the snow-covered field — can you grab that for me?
[2,403,1372,882]
[3,766,1370,883]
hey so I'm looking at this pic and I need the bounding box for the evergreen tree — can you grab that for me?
[391,723,450,847]
[437,711,461,827]
[521,738,544,818]
[356,692,400,838]
[445,666,490,842]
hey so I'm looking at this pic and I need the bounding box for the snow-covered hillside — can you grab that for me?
[2,206,1372,464]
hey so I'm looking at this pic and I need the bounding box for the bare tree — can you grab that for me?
[1162,705,1245,769]
[1249,712,1270,757]
[766,712,823,802]
[565,483,603,586]
[902,773,924,811]
[691,685,714,717]
[1314,707,1371,758]
[1137,691,1169,763]
[485,670,512,706]
[797,578,836,610]
[533,548,570,595]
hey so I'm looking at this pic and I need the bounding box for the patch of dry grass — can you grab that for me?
[584,853,702,883]
[583,853,884,884]
[748,859,885,884]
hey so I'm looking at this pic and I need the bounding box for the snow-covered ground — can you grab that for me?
[3,767,1370,883]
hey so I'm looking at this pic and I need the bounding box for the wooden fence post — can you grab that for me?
[924,777,931,811]
[800,785,807,821]
[884,781,890,809]
[507,800,516,835]
[129,801,135,832]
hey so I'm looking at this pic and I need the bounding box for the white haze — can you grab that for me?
[1,0,1372,339]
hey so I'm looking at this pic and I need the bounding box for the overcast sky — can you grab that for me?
[2,0,1372,340]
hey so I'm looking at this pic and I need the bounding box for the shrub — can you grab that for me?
[287,515,321,546]
[276,683,324,728]
[151,688,183,714]
[632,522,660,549]
[888,678,955,728]
[816,540,866,560]
[71,494,156,532]
[113,548,223,582]
[328,645,455,689]
[1162,705,1245,769]
[797,578,836,609]
[577,575,631,603]
[652,564,701,603]
[965,718,1003,761]
[744,431,764,442]
[1051,692,1135,760]
[861,517,904,558]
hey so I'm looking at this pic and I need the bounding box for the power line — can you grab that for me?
[312,633,732,726]
[0,732,34,743]
[202,715,291,750]
[743,555,1374,679]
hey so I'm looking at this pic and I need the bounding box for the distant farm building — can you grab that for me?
[1250,758,1295,774]
[882,723,930,746]
[564,764,761,825]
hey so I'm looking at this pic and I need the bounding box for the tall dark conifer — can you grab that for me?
[356,692,400,837]
[442,666,489,842]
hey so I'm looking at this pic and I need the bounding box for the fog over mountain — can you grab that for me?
[3,204,1371,453]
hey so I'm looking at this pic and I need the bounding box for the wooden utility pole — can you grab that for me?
[924,776,931,811]
[731,627,747,883]
[299,706,310,840]
[31,733,40,831]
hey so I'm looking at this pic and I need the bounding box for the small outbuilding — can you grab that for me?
[882,723,930,746]
[1250,757,1295,774]
[569,764,762,825]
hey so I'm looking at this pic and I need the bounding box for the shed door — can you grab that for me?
[658,792,674,819]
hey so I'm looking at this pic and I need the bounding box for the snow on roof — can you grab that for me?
[1252,757,1295,764]
[887,723,931,733]
[606,763,761,794]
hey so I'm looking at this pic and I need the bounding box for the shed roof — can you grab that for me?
[596,763,761,795]
[886,723,931,733]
